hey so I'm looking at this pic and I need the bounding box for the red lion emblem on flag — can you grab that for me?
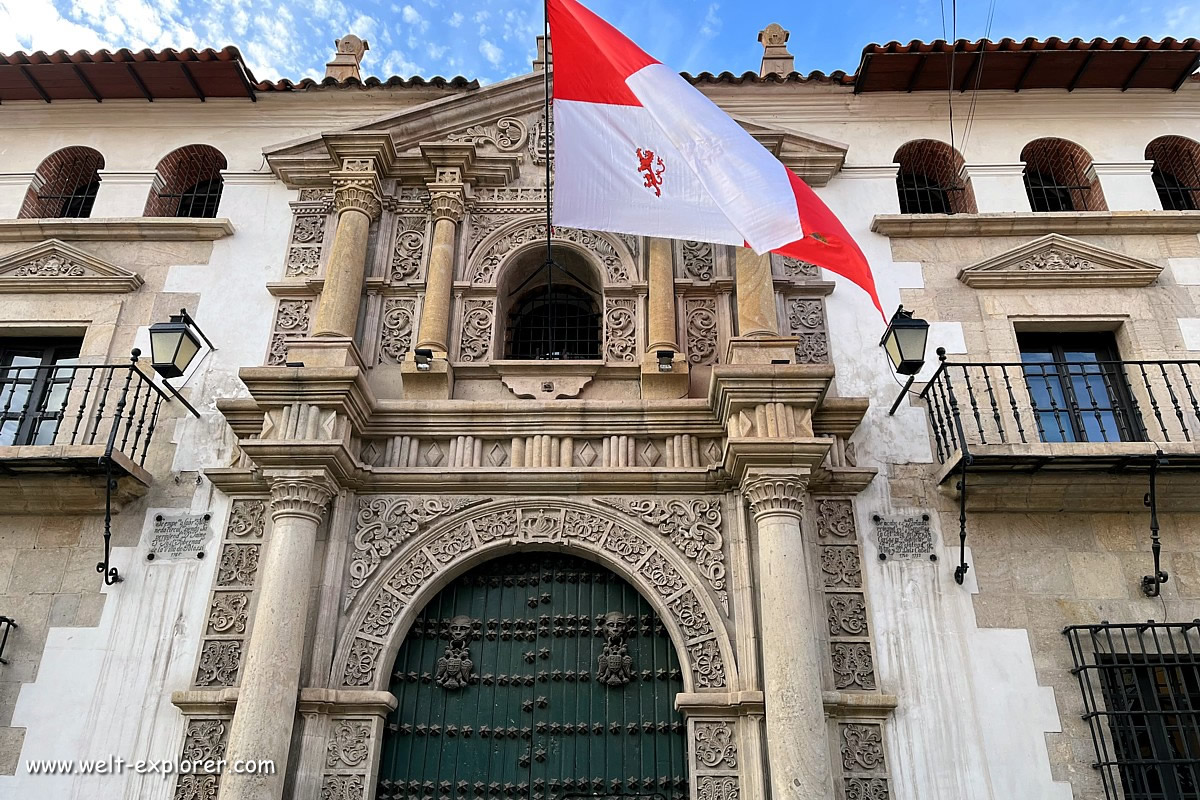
[636,148,665,197]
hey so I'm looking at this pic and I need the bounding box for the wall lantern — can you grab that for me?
[149,308,213,379]
[882,305,930,416]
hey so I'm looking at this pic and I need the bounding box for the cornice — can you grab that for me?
[871,211,1200,238]
[0,237,144,294]
[0,217,234,243]
[957,232,1163,288]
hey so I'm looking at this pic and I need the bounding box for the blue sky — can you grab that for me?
[0,0,1193,84]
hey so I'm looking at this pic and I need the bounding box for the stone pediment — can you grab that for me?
[956,233,1163,289]
[0,239,144,293]
[265,72,848,186]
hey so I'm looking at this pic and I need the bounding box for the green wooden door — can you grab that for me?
[377,554,688,800]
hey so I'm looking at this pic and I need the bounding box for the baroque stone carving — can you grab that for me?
[694,721,737,769]
[378,298,416,364]
[175,774,219,800]
[817,499,857,539]
[832,642,876,690]
[447,116,529,152]
[696,776,739,800]
[267,299,312,366]
[333,183,382,220]
[787,298,829,364]
[669,591,713,639]
[435,615,476,689]
[841,724,885,771]
[599,498,728,612]
[269,478,334,520]
[390,216,427,282]
[604,298,637,362]
[347,496,484,606]
[207,592,249,635]
[429,190,466,223]
[325,720,371,768]
[472,221,631,284]
[1016,249,1091,270]
[778,255,819,279]
[195,640,241,687]
[228,500,266,538]
[685,298,718,365]
[320,775,366,800]
[819,546,862,588]
[181,719,228,763]
[458,299,494,362]
[342,638,383,687]
[688,639,726,688]
[743,474,806,517]
[293,215,325,243]
[827,593,868,636]
[467,213,518,254]
[286,246,321,277]
[15,255,87,276]
[596,612,634,687]
[681,240,715,281]
[217,544,259,587]
[845,777,890,800]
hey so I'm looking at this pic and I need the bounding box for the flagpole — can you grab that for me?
[542,0,555,356]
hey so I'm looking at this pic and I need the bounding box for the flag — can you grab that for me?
[547,0,884,318]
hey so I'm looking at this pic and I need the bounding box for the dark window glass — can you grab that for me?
[897,172,952,214]
[505,285,601,360]
[1153,167,1199,212]
[0,338,82,447]
[175,177,224,218]
[1018,333,1140,443]
[1024,168,1078,212]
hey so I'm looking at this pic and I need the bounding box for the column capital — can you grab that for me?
[331,168,383,220]
[266,472,338,522]
[742,470,808,520]
[428,188,466,223]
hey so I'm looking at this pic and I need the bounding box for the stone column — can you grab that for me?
[217,472,336,800]
[743,470,832,800]
[414,174,466,355]
[312,166,383,339]
[728,249,796,364]
[642,237,688,398]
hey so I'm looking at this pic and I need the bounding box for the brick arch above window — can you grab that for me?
[144,144,227,218]
[1020,137,1107,212]
[1146,135,1200,211]
[892,139,977,214]
[19,146,105,219]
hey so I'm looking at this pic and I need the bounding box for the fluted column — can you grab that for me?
[217,472,336,800]
[742,470,831,800]
[734,248,779,338]
[641,237,689,398]
[312,166,382,339]
[414,174,466,354]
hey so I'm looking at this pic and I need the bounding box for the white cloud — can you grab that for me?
[401,4,429,31]
[447,11,463,27]
[479,37,503,67]
[699,3,721,38]
[426,42,448,59]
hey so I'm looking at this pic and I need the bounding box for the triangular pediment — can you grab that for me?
[957,234,1163,289]
[0,239,144,293]
[265,71,848,186]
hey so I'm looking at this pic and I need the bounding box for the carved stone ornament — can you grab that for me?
[267,299,312,366]
[458,299,494,362]
[777,255,819,279]
[819,545,862,588]
[604,298,637,362]
[15,255,85,276]
[827,593,869,636]
[325,720,371,768]
[742,474,806,518]
[696,776,739,800]
[787,298,829,364]
[390,217,427,282]
[436,615,476,689]
[681,240,715,281]
[831,642,876,690]
[207,592,249,635]
[320,774,366,800]
[841,723,886,772]
[174,719,229,800]
[598,498,728,612]
[0,238,144,293]
[429,190,466,223]
[338,502,729,691]
[195,640,241,687]
[694,721,738,769]
[685,298,719,366]
[760,21,789,46]
[471,220,633,284]
[227,500,266,538]
[217,544,259,587]
[596,611,634,687]
[844,777,890,800]
[957,232,1162,288]
[378,298,416,364]
[333,180,382,220]
[269,478,335,521]
[447,116,529,152]
[817,499,857,539]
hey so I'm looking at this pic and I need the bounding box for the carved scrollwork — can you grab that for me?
[458,299,494,362]
[378,298,416,365]
[817,499,857,539]
[206,592,249,635]
[845,777,890,800]
[447,116,529,152]
[217,544,259,587]
[685,298,718,366]
[841,724,886,772]
[688,639,727,688]
[778,255,819,279]
[604,299,637,362]
[831,642,876,690]
[669,591,713,640]
[471,221,631,284]
[342,638,383,687]
[320,774,366,800]
[787,298,829,364]
[292,215,325,244]
[195,640,241,687]
[227,500,266,538]
[267,299,312,366]
[14,255,86,277]
[325,720,371,768]
[1016,249,1092,271]
[361,590,404,639]
[694,721,738,769]
[827,593,869,636]
[819,546,862,588]
[640,551,686,597]
[286,247,321,277]
[696,776,739,800]
[681,240,715,281]
[391,217,427,282]
[181,719,228,763]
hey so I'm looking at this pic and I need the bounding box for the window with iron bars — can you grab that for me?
[19,146,104,219]
[145,145,226,218]
[1147,136,1200,212]
[505,285,601,360]
[1,338,82,447]
[896,172,953,214]
[1065,621,1200,800]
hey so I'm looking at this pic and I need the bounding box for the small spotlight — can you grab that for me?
[285,361,305,368]
[414,348,433,371]
[656,350,674,372]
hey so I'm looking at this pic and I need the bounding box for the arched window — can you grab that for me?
[1145,135,1200,211]
[893,140,977,214]
[500,246,602,360]
[144,145,227,218]
[1021,138,1107,212]
[19,147,104,219]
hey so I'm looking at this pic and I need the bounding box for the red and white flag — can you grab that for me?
[548,0,884,317]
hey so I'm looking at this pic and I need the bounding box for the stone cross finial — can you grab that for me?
[326,34,370,81]
[757,23,794,77]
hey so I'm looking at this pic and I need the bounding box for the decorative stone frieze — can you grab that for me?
[457,298,494,361]
[336,501,732,693]
[775,254,820,279]
[812,497,880,692]
[685,298,719,365]
[446,116,529,152]
[742,473,807,518]
[786,297,830,364]
[266,298,312,366]
[193,500,267,688]
[389,216,428,282]
[956,232,1163,288]
[470,219,634,284]
[378,298,416,364]
[0,238,144,293]
[839,723,891,798]
[284,212,328,278]
[171,718,230,800]
[604,298,637,362]
[680,240,715,281]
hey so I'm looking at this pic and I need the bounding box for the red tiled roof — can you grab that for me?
[683,70,855,86]
[853,36,1200,93]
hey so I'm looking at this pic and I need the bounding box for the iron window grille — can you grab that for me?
[505,285,601,360]
[1024,168,1092,213]
[1065,621,1200,800]
[896,172,958,214]
[1153,168,1200,212]
[167,177,224,219]
[20,147,104,219]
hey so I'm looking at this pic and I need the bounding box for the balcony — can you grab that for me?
[0,358,168,512]
[919,355,1200,509]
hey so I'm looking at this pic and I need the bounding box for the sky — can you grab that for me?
[0,0,1194,85]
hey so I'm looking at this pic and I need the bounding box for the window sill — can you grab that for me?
[0,217,234,242]
[870,210,1200,238]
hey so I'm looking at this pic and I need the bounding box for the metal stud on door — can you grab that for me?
[377,554,687,800]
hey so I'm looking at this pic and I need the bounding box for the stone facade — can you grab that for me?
[0,27,1197,800]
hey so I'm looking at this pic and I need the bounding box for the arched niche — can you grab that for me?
[467,218,640,287]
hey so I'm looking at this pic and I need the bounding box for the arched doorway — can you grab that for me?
[376,553,688,800]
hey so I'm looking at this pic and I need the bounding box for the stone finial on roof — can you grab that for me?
[533,35,553,72]
[757,23,794,77]
[326,34,369,81]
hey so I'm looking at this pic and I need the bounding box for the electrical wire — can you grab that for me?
[960,0,997,160]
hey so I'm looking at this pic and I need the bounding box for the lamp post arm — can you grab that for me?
[178,308,218,351]
[159,377,202,418]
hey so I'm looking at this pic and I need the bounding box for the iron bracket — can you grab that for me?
[1141,450,1170,598]
[953,454,973,585]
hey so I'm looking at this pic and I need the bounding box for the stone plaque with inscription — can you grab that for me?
[147,513,213,562]
[871,513,934,559]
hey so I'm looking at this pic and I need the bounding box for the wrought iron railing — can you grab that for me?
[1064,621,1200,800]
[920,351,1200,464]
[0,353,171,467]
